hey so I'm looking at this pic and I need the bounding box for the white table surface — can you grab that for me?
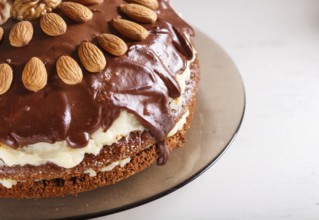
[99,0,319,219]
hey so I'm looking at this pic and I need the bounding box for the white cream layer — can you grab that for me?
[168,110,190,137]
[0,179,17,189]
[0,157,132,188]
[84,157,131,177]
[0,111,143,169]
[0,63,192,169]
[169,62,191,110]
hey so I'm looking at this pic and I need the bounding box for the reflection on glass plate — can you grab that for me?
[0,30,245,220]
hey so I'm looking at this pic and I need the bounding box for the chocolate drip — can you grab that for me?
[0,0,194,163]
[157,141,170,166]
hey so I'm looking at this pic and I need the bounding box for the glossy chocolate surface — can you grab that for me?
[0,0,194,161]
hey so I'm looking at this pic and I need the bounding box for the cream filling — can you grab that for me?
[0,179,17,189]
[0,111,143,169]
[0,157,132,188]
[170,64,191,110]
[84,157,131,177]
[168,110,190,137]
[0,59,193,169]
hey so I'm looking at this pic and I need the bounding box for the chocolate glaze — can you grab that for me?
[0,0,194,164]
[157,141,170,166]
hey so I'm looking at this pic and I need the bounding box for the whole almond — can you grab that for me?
[126,0,158,10]
[120,4,157,24]
[57,56,83,85]
[0,63,13,95]
[59,2,93,23]
[67,0,103,5]
[22,57,47,92]
[9,21,33,47]
[78,42,106,73]
[40,13,67,37]
[0,27,3,41]
[97,34,128,56]
[112,18,149,41]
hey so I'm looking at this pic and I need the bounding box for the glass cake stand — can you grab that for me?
[0,29,246,220]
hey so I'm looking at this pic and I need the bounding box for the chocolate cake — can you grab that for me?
[0,0,200,198]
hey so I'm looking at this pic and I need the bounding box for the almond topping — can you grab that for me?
[40,13,67,37]
[0,63,13,95]
[125,0,158,10]
[9,21,34,47]
[120,4,157,24]
[59,2,93,23]
[78,42,106,73]
[112,18,149,41]
[97,33,128,56]
[22,57,47,92]
[67,0,103,6]
[57,56,83,85]
[0,27,3,41]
